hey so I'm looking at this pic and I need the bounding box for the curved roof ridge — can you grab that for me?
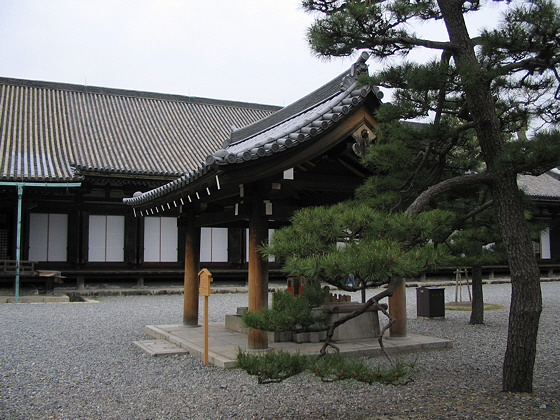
[123,52,387,210]
[226,52,372,147]
[216,81,361,160]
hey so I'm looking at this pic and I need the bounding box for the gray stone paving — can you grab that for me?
[1,281,559,419]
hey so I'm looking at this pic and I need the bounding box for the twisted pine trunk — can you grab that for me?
[438,0,542,393]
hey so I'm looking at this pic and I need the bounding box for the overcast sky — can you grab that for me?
[0,0,508,107]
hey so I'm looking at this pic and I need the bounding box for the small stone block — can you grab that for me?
[236,307,248,316]
[273,331,292,342]
[292,332,310,343]
[133,339,189,357]
[225,314,247,333]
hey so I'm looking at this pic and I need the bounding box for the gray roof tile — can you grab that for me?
[0,78,279,182]
[518,172,560,198]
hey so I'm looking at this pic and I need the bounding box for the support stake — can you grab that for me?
[199,268,213,365]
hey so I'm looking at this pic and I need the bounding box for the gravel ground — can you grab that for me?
[1,282,559,419]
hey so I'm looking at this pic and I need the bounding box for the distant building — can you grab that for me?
[1,55,559,292]
[518,171,560,268]
[0,77,279,287]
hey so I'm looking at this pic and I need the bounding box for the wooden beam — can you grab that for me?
[183,208,201,326]
[289,173,362,193]
[247,194,269,349]
[219,106,377,189]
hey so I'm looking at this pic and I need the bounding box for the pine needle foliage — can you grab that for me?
[236,350,309,384]
[308,352,413,385]
[263,202,454,290]
[242,285,329,332]
[237,349,414,385]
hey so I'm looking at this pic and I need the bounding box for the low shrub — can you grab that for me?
[237,349,414,385]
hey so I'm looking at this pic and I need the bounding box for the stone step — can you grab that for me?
[133,339,189,357]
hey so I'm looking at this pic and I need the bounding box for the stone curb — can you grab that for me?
[2,277,558,302]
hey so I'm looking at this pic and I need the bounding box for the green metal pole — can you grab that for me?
[0,181,81,302]
[15,184,23,302]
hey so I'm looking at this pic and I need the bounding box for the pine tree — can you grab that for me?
[293,0,560,393]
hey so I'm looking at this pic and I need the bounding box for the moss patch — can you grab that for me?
[445,302,503,311]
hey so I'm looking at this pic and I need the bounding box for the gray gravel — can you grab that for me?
[1,282,559,419]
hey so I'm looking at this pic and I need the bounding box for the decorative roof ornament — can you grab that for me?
[341,51,370,90]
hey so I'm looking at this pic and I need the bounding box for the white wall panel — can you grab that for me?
[106,216,124,262]
[143,217,161,262]
[200,227,212,262]
[541,227,551,259]
[212,228,228,262]
[88,215,107,262]
[268,229,275,262]
[28,213,48,261]
[160,217,178,262]
[29,213,68,262]
[47,214,68,261]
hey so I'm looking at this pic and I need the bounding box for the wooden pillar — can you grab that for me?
[183,209,200,326]
[248,197,269,349]
[389,277,407,337]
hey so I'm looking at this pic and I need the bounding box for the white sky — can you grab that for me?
[0,0,508,107]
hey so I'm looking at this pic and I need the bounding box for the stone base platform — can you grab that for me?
[0,294,70,303]
[225,302,386,343]
[141,323,453,368]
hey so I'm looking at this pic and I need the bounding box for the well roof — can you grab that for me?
[124,52,385,209]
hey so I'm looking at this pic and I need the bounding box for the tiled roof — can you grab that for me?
[124,52,384,209]
[0,78,279,182]
[518,171,560,199]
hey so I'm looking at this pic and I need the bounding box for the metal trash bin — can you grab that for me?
[416,286,445,318]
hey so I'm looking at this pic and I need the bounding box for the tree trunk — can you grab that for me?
[470,265,484,325]
[438,0,542,393]
[493,173,542,393]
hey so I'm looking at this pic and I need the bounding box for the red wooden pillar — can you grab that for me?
[248,197,269,349]
[183,208,200,326]
[389,277,407,337]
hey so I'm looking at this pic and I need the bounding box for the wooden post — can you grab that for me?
[183,209,200,326]
[389,277,407,337]
[248,197,269,349]
[199,268,213,365]
[77,275,85,291]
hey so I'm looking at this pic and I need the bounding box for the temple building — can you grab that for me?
[1,53,559,305]
[0,75,279,287]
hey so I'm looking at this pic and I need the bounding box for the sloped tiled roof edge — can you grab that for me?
[0,173,82,183]
[124,52,384,209]
[0,77,280,112]
[72,164,183,178]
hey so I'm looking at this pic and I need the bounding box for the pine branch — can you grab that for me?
[434,200,495,245]
[378,35,452,51]
[496,56,560,76]
[406,172,494,216]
